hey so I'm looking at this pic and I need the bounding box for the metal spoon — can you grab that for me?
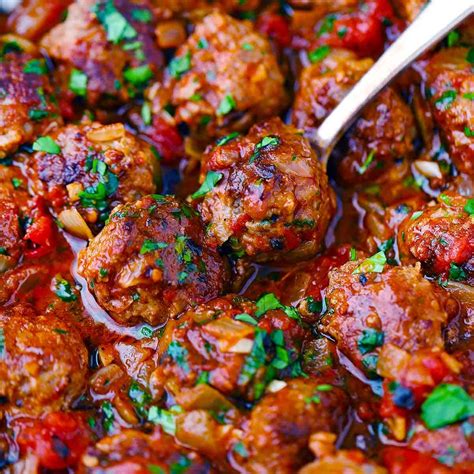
[313,0,474,168]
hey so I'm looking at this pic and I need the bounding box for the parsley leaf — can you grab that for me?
[357,329,384,355]
[123,64,153,86]
[449,263,466,281]
[255,293,282,317]
[217,94,236,116]
[308,45,330,63]
[32,136,61,154]
[353,251,387,274]
[23,59,47,75]
[168,52,191,78]
[421,384,474,430]
[140,240,168,254]
[69,69,88,97]
[93,0,137,44]
[464,199,474,216]
[191,171,223,199]
[249,135,281,163]
[147,406,177,435]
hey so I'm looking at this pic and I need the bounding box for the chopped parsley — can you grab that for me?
[464,199,474,215]
[435,90,457,110]
[216,132,240,146]
[101,401,115,433]
[123,64,153,86]
[131,8,152,23]
[318,14,336,36]
[308,45,330,63]
[168,52,191,78]
[128,380,152,417]
[357,329,384,355]
[446,30,460,47]
[191,171,223,199]
[168,341,190,373]
[249,135,281,163]
[69,69,88,97]
[353,251,387,274]
[233,441,249,458]
[358,149,376,174]
[255,292,282,317]
[467,47,474,65]
[28,109,50,121]
[140,240,168,254]
[23,59,47,75]
[92,0,137,44]
[55,278,77,302]
[234,313,258,325]
[421,384,474,430]
[410,210,423,220]
[449,263,466,281]
[217,94,236,116]
[0,328,5,359]
[197,37,209,49]
[32,136,61,154]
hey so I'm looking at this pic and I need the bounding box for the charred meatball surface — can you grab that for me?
[0,304,88,415]
[322,260,448,372]
[26,122,160,235]
[149,11,287,138]
[78,195,230,326]
[196,117,336,262]
[41,0,163,105]
[398,194,474,284]
[0,43,61,158]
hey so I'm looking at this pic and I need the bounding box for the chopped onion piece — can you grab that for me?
[87,123,125,142]
[58,208,93,240]
[227,338,253,354]
[266,379,287,393]
[414,160,442,179]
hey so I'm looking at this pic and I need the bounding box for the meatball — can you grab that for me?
[322,261,448,372]
[0,304,88,415]
[337,87,417,185]
[0,41,61,159]
[426,47,474,176]
[41,0,163,105]
[78,195,230,326]
[292,49,374,133]
[398,194,474,284]
[239,378,349,473]
[79,429,211,473]
[0,199,23,272]
[149,11,287,138]
[26,122,160,235]
[151,295,307,402]
[197,118,336,262]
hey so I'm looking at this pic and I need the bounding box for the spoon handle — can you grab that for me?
[315,0,474,167]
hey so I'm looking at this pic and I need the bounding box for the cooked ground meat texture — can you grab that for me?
[322,261,448,372]
[148,11,287,139]
[197,117,336,263]
[0,304,88,416]
[150,295,307,402]
[425,47,474,176]
[41,0,163,106]
[78,195,230,326]
[0,44,62,159]
[397,194,474,284]
[153,0,261,19]
[292,49,374,132]
[240,378,349,473]
[391,0,426,20]
[26,122,160,234]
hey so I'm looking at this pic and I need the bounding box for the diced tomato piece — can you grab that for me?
[231,214,251,235]
[257,12,292,48]
[17,412,91,470]
[381,447,450,474]
[421,355,450,385]
[146,116,183,164]
[24,197,56,259]
[315,0,396,57]
[283,228,302,251]
[58,94,76,121]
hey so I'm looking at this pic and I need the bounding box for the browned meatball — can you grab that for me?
[78,195,230,326]
[322,260,448,373]
[79,428,211,473]
[26,122,160,236]
[0,304,88,415]
[337,87,417,185]
[150,295,307,402]
[41,0,163,105]
[397,194,474,284]
[197,118,336,262]
[426,47,474,176]
[292,49,373,132]
[0,40,62,158]
[148,11,287,138]
[238,378,349,473]
[0,199,23,272]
